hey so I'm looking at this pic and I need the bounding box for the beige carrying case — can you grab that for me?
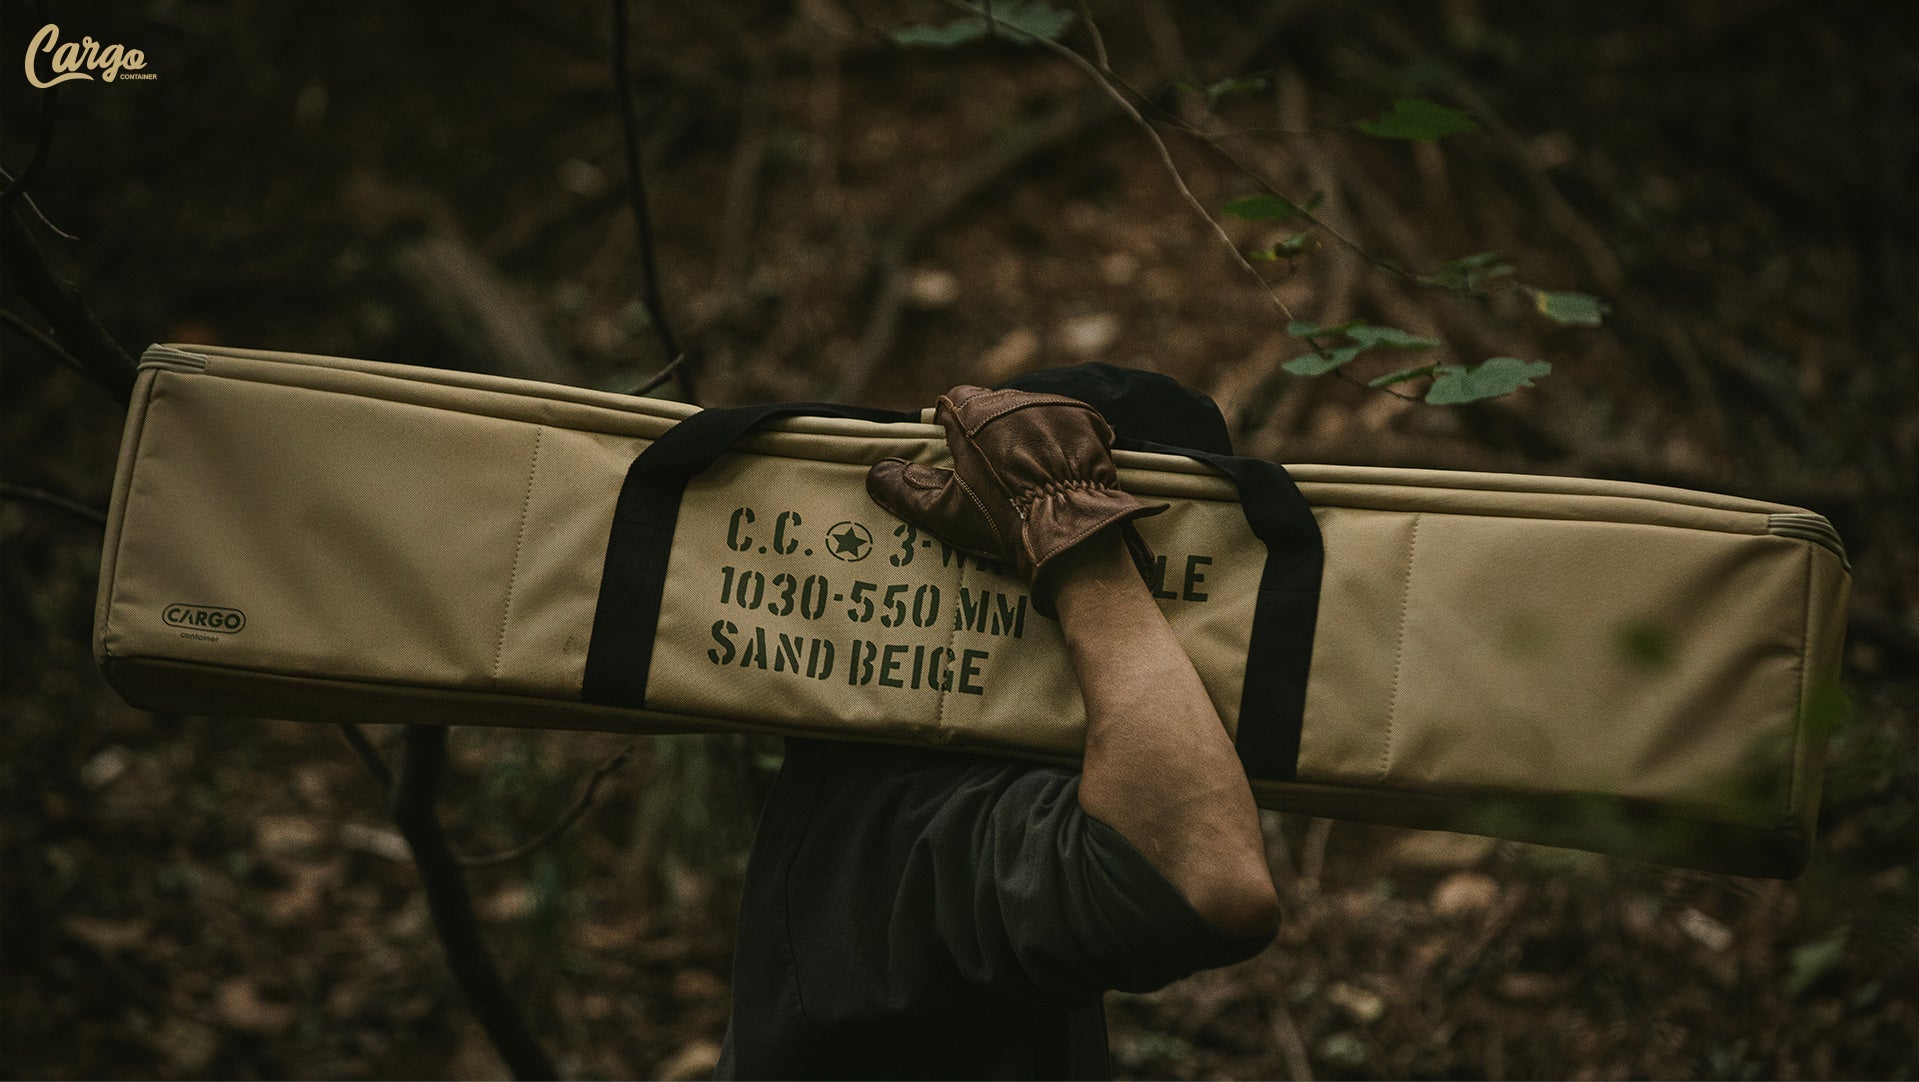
[95,344,1851,877]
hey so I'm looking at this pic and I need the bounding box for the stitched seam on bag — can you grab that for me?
[493,426,543,688]
[1381,513,1420,781]
[933,558,964,741]
[1787,542,1813,824]
[101,375,167,660]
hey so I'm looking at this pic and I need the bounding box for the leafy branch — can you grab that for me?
[893,1,1607,406]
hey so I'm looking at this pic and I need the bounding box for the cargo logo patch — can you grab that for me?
[163,603,245,637]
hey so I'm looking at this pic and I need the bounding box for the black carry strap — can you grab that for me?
[581,401,917,709]
[1116,436,1324,784]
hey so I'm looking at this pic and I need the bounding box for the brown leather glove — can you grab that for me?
[866,385,1168,615]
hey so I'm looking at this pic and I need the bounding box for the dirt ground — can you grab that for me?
[3,0,1916,1078]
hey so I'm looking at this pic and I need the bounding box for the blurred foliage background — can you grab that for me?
[2,0,1914,1078]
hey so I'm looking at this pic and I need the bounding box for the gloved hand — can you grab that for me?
[866,385,1168,615]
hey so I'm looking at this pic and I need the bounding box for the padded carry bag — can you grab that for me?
[94,344,1851,877]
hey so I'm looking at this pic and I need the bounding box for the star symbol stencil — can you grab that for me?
[826,521,873,561]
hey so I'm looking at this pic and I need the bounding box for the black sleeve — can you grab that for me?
[781,741,1271,1016]
[911,764,1270,1002]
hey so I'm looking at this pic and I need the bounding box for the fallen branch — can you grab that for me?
[337,723,394,792]
[390,725,560,1080]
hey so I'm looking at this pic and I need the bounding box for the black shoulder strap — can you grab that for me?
[1116,437,1323,783]
[582,402,917,708]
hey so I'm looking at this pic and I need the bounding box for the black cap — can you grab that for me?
[996,362,1233,455]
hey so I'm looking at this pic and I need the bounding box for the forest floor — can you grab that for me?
[3,0,1916,1078]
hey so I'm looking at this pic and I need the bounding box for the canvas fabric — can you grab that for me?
[94,345,1851,876]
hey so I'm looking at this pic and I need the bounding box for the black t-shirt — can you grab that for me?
[715,738,1269,1080]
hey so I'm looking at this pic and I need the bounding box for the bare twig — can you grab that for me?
[337,723,395,791]
[836,0,1314,398]
[630,354,686,396]
[0,209,136,403]
[1,307,93,383]
[933,0,1303,326]
[0,167,78,241]
[390,725,560,1081]
[458,744,635,868]
[611,0,696,404]
[0,482,107,529]
[1074,0,1110,70]
[0,87,57,221]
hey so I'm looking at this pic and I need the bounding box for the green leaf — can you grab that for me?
[1788,929,1849,998]
[1275,232,1317,255]
[992,1,1076,41]
[891,2,1074,47]
[1283,344,1364,376]
[1252,233,1317,261]
[1368,363,1437,389]
[1425,357,1552,404]
[1530,288,1606,327]
[1349,324,1439,350]
[1283,322,1437,377]
[1355,98,1479,141]
[1202,74,1268,106]
[1222,191,1322,222]
[1419,251,1515,290]
[892,19,989,46]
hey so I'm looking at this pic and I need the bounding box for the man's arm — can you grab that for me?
[865,384,1281,943]
[1050,530,1281,941]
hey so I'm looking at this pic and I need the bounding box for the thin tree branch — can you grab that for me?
[629,353,685,396]
[0,481,107,529]
[390,725,560,1081]
[1,307,93,383]
[932,0,1302,326]
[337,723,395,791]
[0,167,78,241]
[1047,13,1431,291]
[1074,0,1109,69]
[928,0,1362,384]
[0,209,137,404]
[611,0,697,404]
[0,87,57,222]
[458,744,635,868]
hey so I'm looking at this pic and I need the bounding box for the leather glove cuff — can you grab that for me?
[1024,485,1167,615]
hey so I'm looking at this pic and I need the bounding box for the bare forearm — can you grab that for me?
[1052,531,1279,939]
